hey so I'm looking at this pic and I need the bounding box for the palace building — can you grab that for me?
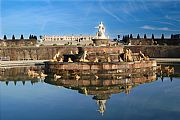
[42,35,95,42]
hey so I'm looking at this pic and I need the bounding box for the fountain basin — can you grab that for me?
[44,60,156,74]
[92,38,109,46]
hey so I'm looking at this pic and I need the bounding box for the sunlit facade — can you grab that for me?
[42,35,95,41]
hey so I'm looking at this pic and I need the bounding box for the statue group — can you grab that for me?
[119,49,150,62]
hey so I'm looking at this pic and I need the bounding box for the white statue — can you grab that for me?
[96,100,107,116]
[96,22,107,39]
[79,51,89,62]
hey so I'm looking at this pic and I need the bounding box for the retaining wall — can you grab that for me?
[124,45,180,58]
[0,45,180,61]
[0,46,123,61]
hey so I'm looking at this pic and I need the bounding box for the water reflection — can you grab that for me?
[156,65,177,82]
[0,67,44,86]
[1,65,178,116]
[44,71,157,115]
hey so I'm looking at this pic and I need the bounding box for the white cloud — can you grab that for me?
[158,27,169,31]
[141,25,155,30]
[141,25,180,32]
[153,21,175,26]
[99,1,125,23]
[165,15,180,22]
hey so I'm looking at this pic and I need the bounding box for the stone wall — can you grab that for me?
[0,39,37,47]
[0,45,179,61]
[0,46,123,61]
[123,37,180,45]
[124,45,180,58]
[128,38,180,45]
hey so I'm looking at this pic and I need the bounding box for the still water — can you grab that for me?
[1,65,180,120]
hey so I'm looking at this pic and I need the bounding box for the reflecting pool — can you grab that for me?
[1,65,180,120]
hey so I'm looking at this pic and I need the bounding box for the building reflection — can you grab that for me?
[0,66,177,115]
[44,70,157,115]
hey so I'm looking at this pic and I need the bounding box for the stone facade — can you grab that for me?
[43,35,95,41]
[45,60,156,73]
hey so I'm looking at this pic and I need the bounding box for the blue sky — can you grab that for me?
[1,0,180,39]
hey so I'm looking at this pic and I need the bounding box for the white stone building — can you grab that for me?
[42,35,95,42]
